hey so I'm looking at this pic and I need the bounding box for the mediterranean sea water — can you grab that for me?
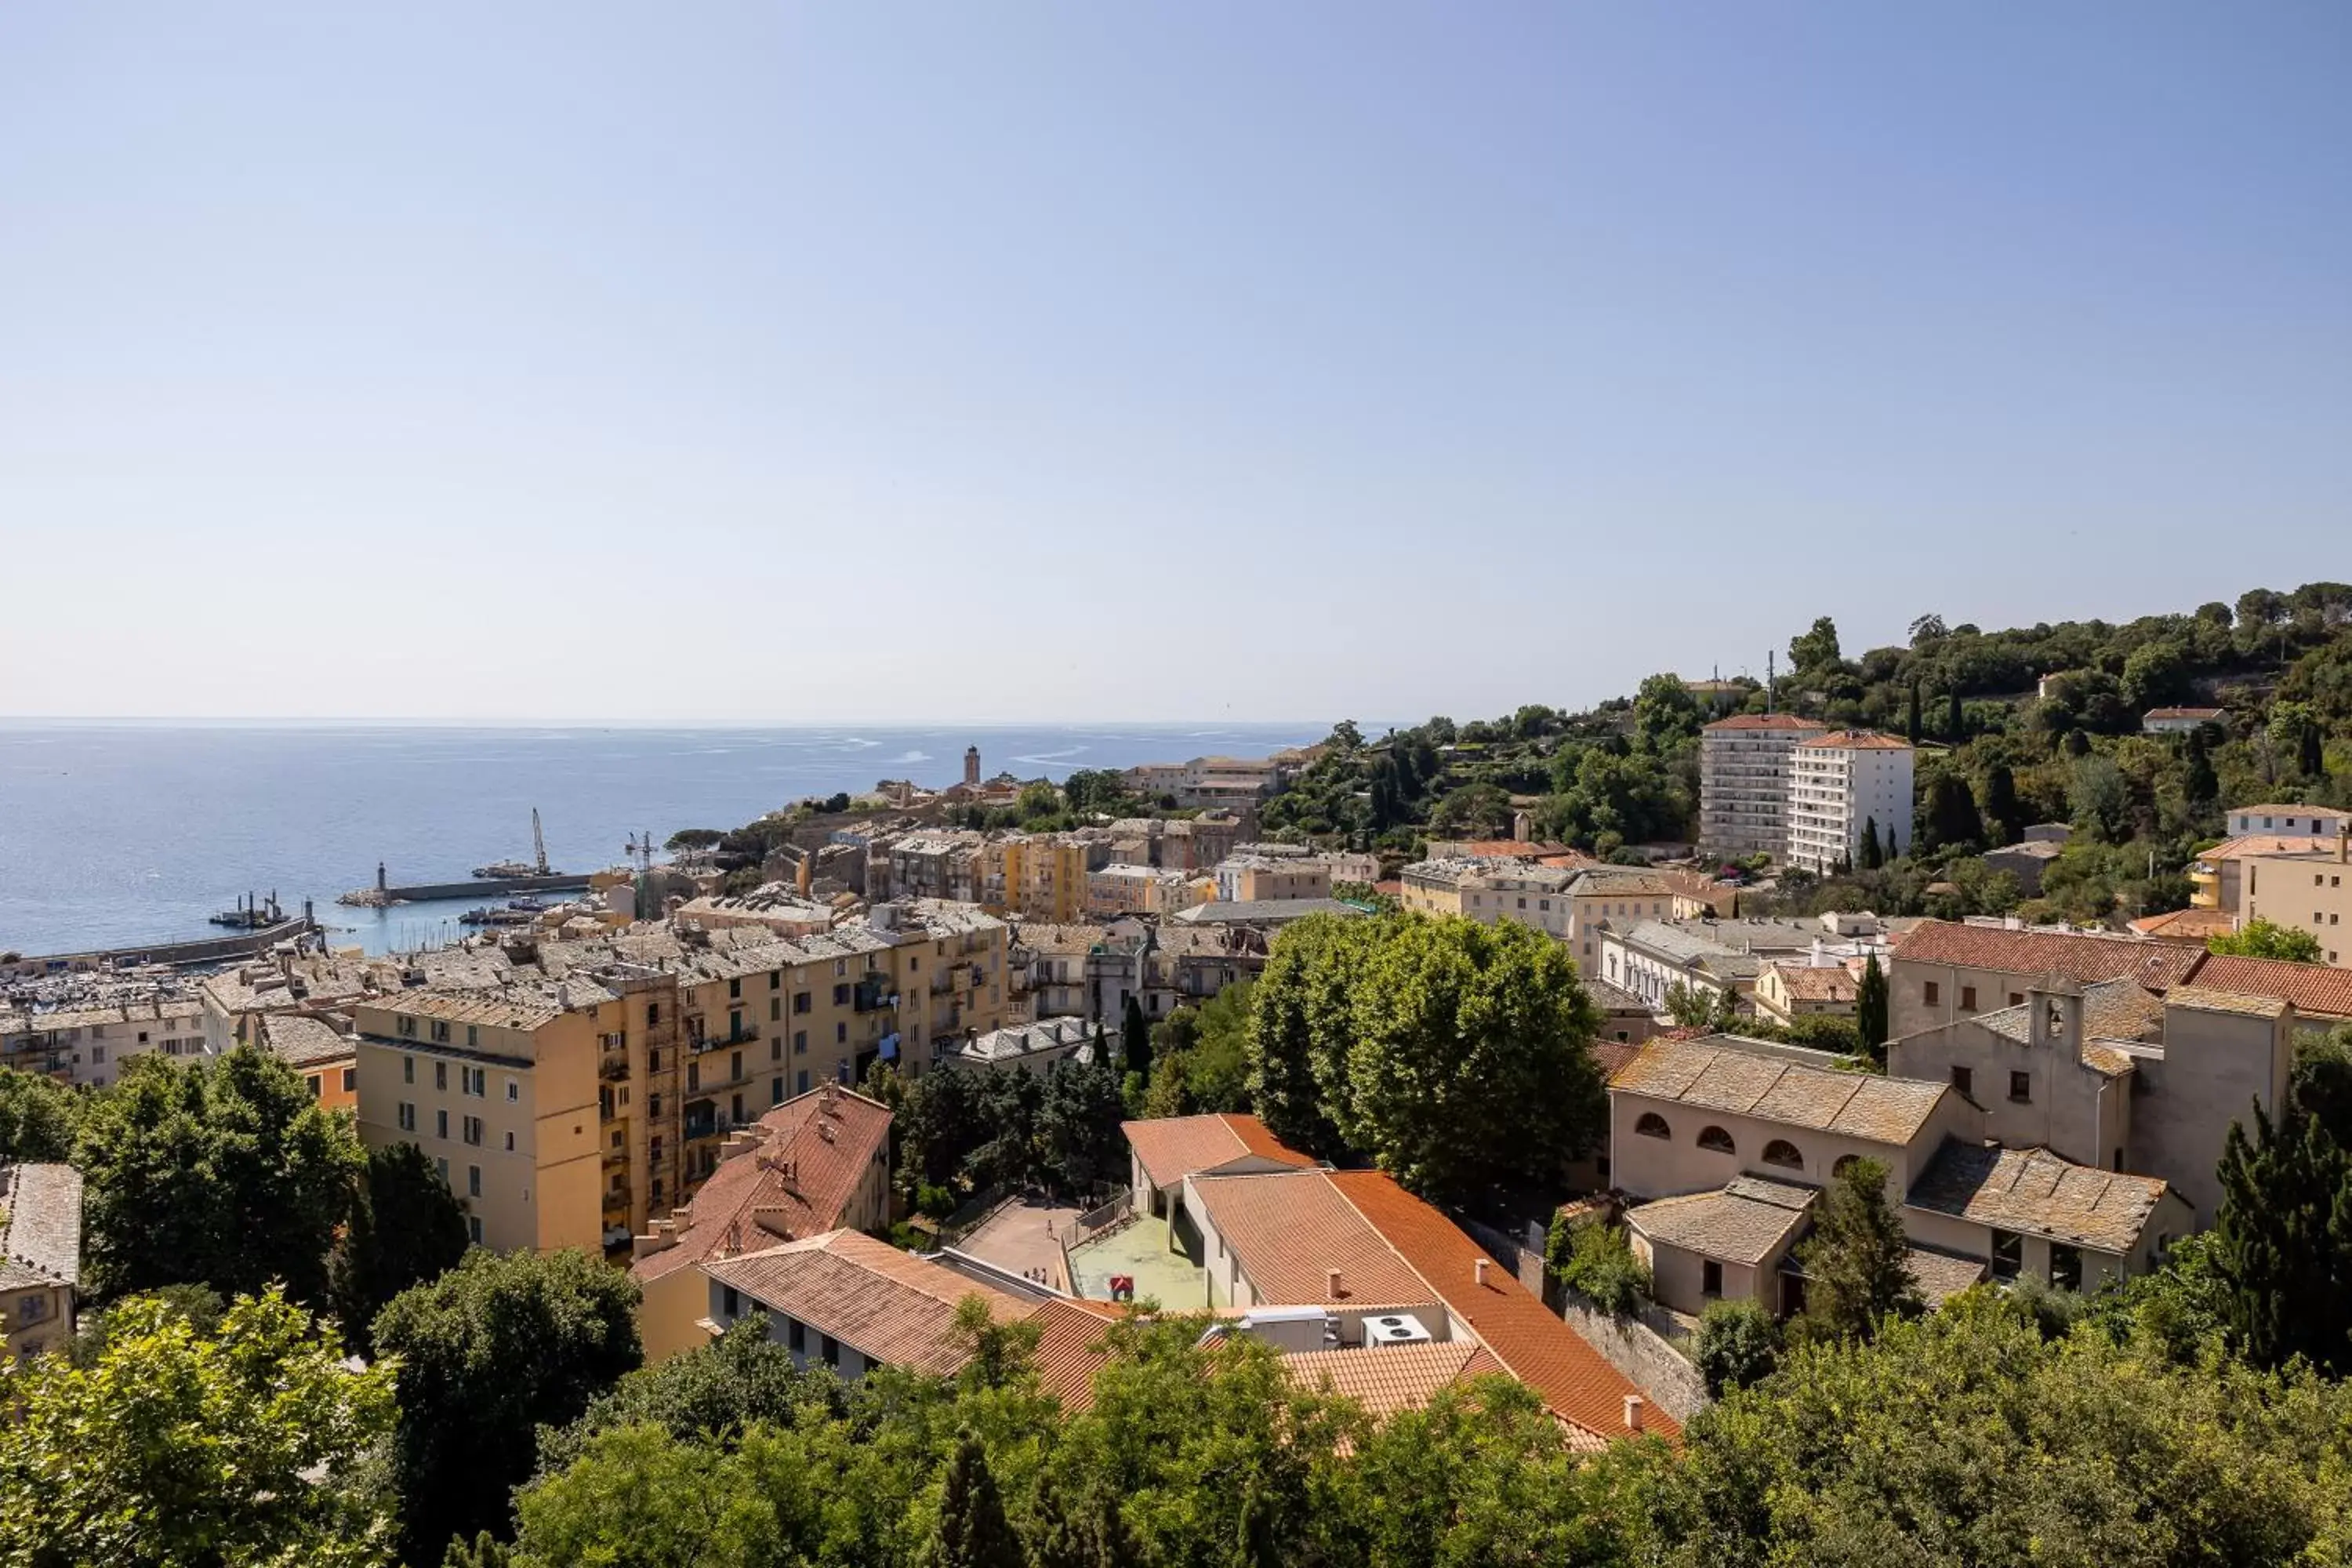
[0,722,1319,958]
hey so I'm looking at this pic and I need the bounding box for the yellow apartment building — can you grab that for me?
[2241,830,2352,967]
[352,989,611,1254]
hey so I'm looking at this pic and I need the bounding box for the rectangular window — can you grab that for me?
[788,1319,806,1352]
[431,1020,450,1044]
[771,999,782,1022]
[797,1069,810,1094]
[728,978,742,1000]
[723,1285,740,1317]
[505,1131,516,1152]
[821,1334,839,1367]
[467,1164,481,1197]
[835,1023,847,1044]
[648,1002,661,1025]
[434,1061,448,1091]
[794,1031,808,1054]
[397,1102,416,1132]
[1951,1065,1973,1097]
[770,970,781,990]
[398,1014,416,1038]
[404,1055,415,1083]
[342,1067,358,1092]
[437,1156,449,1184]
[1991,1230,2023,1281]
[466,1025,478,1050]
[506,1078,519,1102]
[468,1215,484,1244]
[2008,993,2024,1007]
[463,1115,484,1146]
[436,1109,449,1139]
[2008,1071,2031,1103]
[1924,981,1940,1006]
[771,1076,784,1105]
[794,992,812,1014]
[1959,985,1977,1011]
[1701,1260,1722,1298]
[833,983,851,1006]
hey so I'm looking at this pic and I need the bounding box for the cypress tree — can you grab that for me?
[1121,994,1152,1083]
[2300,722,2326,779]
[1860,817,1882,870]
[2210,1103,2352,1378]
[1855,954,1889,1061]
[930,1431,1024,1568]
[1946,688,1965,740]
[1793,1156,1922,1344]
[1982,763,2019,844]
[1027,1465,1129,1568]
[1906,679,1922,746]
[2183,730,2219,806]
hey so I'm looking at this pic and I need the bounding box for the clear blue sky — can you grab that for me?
[3,3,2346,724]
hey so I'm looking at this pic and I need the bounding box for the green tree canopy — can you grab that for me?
[0,1288,397,1568]
[1791,1156,1921,1344]
[373,1247,644,1563]
[2209,1100,2352,1377]
[0,1066,83,1163]
[76,1046,364,1305]
[2210,918,2325,963]
[331,1139,471,1351]
[1249,913,1607,1201]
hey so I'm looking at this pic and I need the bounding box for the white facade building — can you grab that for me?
[1699,715,1830,860]
[1786,731,1915,875]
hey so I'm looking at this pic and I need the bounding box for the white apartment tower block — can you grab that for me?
[1698,715,1829,858]
[1786,731,1916,875]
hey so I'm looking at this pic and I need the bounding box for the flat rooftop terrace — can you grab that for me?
[1065,1214,1206,1311]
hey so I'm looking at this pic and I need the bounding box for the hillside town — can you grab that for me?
[9,590,2352,1564]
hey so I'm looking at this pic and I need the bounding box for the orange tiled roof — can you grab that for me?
[2198,833,2340,863]
[1795,730,1912,750]
[1188,1170,1432,1308]
[1893,920,2205,989]
[1120,1114,1313,1190]
[1763,963,1859,1004]
[1703,714,1827,732]
[701,1230,1030,1376]
[2186,955,2352,1022]
[1028,1295,1128,1412]
[1282,1341,1496,1421]
[633,1088,892,1283]
[1327,1169,1674,1443]
[2128,907,2234,943]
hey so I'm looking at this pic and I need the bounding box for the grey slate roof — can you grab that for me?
[0,1163,82,1292]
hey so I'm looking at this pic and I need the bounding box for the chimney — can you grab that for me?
[2339,824,2348,866]
[1624,1394,1645,1433]
[1326,1267,1342,1299]
[1474,1257,1490,1287]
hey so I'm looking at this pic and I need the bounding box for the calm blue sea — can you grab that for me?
[0,723,1319,957]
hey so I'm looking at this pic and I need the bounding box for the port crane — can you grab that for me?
[531,807,549,876]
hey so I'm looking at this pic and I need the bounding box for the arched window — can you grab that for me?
[1634,1112,1671,1140]
[1831,1154,1860,1179]
[1762,1139,1805,1171]
[1697,1126,1736,1154]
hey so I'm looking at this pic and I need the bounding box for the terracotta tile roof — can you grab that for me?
[633,1087,891,1283]
[2184,956,2352,1022]
[702,1229,1030,1375]
[1120,1114,1314,1190]
[1446,840,1577,859]
[1905,1141,2169,1254]
[1764,963,1859,1004]
[1282,1341,1496,1420]
[1624,1177,1814,1267]
[1795,730,1913,750]
[2228,803,2350,820]
[1612,1037,1949,1145]
[2198,833,2339,863]
[1327,1169,1675,1443]
[1893,921,2204,989]
[1188,1170,1432,1308]
[2129,907,2236,942]
[1703,714,1828,732]
[0,1163,82,1291]
[1028,1295,1127,1412]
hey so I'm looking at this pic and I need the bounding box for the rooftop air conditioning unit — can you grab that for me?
[1361,1313,1433,1348]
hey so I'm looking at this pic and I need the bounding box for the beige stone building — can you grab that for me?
[2238,828,2352,965]
[1753,961,1860,1025]
[0,1163,82,1359]
[1214,856,1335,905]
[1610,1033,2188,1316]
[630,1085,892,1362]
